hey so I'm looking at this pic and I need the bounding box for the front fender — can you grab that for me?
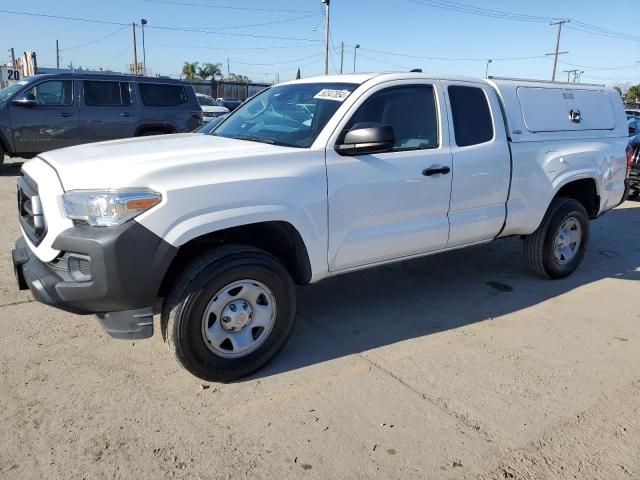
[136,202,328,282]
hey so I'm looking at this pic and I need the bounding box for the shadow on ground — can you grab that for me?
[254,206,640,380]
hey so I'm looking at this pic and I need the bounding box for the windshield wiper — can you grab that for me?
[215,133,297,148]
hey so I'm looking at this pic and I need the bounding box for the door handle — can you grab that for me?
[120,112,135,117]
[56,112,73,118]
[422,166,451,176]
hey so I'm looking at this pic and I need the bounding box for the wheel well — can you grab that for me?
[555,178,599,218]
[135,124,176,136]
[158,221,312,296]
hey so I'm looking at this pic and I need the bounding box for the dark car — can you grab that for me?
[0,73,203,165]
[216,97,243,112]
[628,133,640,200]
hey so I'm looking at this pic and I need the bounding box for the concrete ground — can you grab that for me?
[0,158,639,479]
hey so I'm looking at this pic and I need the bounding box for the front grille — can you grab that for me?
[17,173,47,246]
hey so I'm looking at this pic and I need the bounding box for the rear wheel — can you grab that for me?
[162,245,296,382]
[524,198,590,279]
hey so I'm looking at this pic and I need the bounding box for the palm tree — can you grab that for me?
[227,73,250,83]
[198,63,224,80]
[181,62,198,81]
[626,85,640,103]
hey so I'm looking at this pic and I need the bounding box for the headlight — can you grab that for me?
[62,189,161,227]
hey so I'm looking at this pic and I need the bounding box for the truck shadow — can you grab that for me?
[253,205,640,380]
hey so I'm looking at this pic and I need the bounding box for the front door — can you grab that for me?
[10,79,80,154]
[326,81,453,271]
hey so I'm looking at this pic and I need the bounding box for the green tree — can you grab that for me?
[227,73,251,83]
[613,86,622,96]
[181,62,198,81]
[626,85,640,103]
[198,62,223,80]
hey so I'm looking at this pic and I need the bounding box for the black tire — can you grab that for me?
[162,245,296,382]
[523,198,590,279]
[138,130,169,137]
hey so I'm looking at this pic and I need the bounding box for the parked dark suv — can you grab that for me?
[0,73,203,164]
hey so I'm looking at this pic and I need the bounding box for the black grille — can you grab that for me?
[17,174,47,245]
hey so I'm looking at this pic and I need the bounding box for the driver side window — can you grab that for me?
[25,80,73,106]
[344,85,439,151]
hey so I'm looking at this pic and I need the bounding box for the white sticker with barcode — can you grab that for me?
[314,89,351,102]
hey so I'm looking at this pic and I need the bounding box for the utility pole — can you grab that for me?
[227,57,230,78]
[549,20,569,81]
[340,41,344,74]
[322,0,330,75]
[56,40,60,69]
[9,47,16,68]
[132,22,139,75]
[141,19,148,76]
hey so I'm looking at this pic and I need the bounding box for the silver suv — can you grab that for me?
[0,73,203,165]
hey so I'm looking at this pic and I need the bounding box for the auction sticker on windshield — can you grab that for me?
[314,89,352,102]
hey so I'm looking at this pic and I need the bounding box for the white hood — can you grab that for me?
[38,133,296,191]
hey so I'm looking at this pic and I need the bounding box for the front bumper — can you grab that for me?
[12,221,177,339]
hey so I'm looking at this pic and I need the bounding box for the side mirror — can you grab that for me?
[336,123,395,156]
[12,94,37,107]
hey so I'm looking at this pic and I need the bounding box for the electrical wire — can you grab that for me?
[142,0,316,14]
[230,53,323,67]
[60,25,129,51]
[0,9,322,43]
[358,46,549,63]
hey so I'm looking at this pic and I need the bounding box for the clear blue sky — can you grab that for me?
[1,0,639,87]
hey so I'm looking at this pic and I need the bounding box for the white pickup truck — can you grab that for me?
[12,73,630,381]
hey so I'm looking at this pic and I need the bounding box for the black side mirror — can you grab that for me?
[12,94,37,107]
[336,123,395,156]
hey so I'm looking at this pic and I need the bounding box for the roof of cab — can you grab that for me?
[278,71,487,87]
[26,72,188,84]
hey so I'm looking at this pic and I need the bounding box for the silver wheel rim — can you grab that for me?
[201,279,276,359]
[553,217,582,265]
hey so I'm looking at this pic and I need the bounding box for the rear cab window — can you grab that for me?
[84,81,132,106]
[448,85,494,147]
[139,83,188,107]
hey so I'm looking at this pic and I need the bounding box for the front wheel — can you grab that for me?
[163,245,296,382]
[524,198,590,279]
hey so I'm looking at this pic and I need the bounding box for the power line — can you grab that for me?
[0,9,323,43]
[207,13,320,30]
[60,25,128,51]
[559,60,640,71]
[142,0,316,14]
[148,43,318,51]
[407,0,640,42]
[231,53,323,66]
[407,0,552,23]
[358,46,549,62]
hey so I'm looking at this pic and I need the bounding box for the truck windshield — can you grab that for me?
[212,82,358,148]
[0,81,27,102]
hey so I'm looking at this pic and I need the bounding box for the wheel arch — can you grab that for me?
[134,123,177,136]
[158,220,313,298]
[553,176,600,219]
